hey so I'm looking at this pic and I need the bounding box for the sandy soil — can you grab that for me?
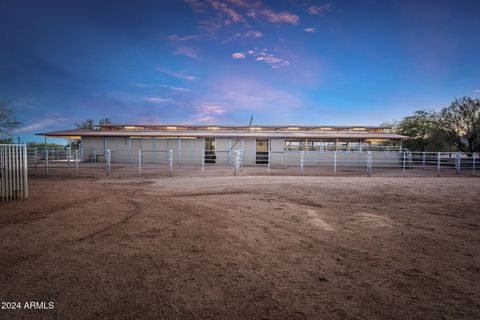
[1,173,479,319]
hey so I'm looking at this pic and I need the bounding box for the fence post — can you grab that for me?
[437,152,440,177]
[473,153,476,175]
[93,150,97,163]
[105,149,111,176]
[75,149,79,176]
[334,150,337,176]
[455,152,461,175]
[169,150,173,177]
[34,147,38,170]
[67,147,71,166]
[280,152,284,166]
[300,151,304,175]
[267,150,271,175]
[422,152,426,170]
[402,152,406,177]
[138,150,142,176]
[201,150,205,172]
[367,151,372,177]
[23,144,28,199]
[234,150,238,176]
[45,149,49,176]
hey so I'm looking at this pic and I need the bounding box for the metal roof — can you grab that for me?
[37,128,409,140]
[98,123,390,129]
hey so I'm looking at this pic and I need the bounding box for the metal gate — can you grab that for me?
[1,144,28,202]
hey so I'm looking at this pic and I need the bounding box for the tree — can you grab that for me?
[99,118,112,125]
[75,118,113,129]
[390,110,450,151]
[441,97,480,153]
[0,101,21,141]
[75,119,95,129]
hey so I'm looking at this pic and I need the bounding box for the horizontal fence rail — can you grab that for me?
[1,144,28,202]
[26,147,480,178]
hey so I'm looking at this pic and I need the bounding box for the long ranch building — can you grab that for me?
[39,124,409,165]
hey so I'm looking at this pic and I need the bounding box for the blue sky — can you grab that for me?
[1,0,480,142]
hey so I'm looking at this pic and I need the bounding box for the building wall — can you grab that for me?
[80,136,401,166]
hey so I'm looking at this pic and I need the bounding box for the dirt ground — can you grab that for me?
[1,172,479,319]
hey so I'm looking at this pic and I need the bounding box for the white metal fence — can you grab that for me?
[26,147,480,178]
[1,144,28,202]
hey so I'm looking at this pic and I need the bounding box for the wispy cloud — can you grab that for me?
[197,18,223,37]
[308,3,331,16]
[304,27,317,33]
[156,67,197,80]
[194,103,226,122]
[184,0,207,12]
[186,0,301,37]
[130,82,155,88]
[144,97,173,103]
[163,85,191,92]
[232,49,290,68]
[193,76,303,121]
[130,83,191,93]
[232,52,246,59]
[234,30,263,38]
[224,0,250,8]
[258,9,299,24]
[168,34,201,41]
[210,1,244,24]
[13,116,69,134]
[174,46,199,59]
[473,89,480,94]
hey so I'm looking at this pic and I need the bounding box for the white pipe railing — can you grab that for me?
[1,144,28,202]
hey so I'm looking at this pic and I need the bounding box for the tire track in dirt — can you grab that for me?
[77,197,143,242]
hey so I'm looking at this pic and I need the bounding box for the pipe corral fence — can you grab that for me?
[26,146,480,178]
[1,144,29,202]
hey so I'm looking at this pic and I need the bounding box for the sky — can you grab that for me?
[1,0,480,142]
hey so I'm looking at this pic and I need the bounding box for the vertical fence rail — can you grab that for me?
[455,152,461,175]
[473,153,477,175]
[105,149,111,176]
[1,144,28,202]
[367,151,372,177]
[75,150,79,176]
[44,149,49,175]
[169,150,173,177]
[138,150,142,176]
[34,147,38,170]
[300,151,304,175]
[437,152,441,177]
[333,150,337,176]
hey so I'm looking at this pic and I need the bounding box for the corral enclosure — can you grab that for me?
[1,171,479,319]
[26,146,480,178]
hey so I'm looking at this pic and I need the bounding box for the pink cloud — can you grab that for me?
[194,103,226,122]
[259,9,299,24]
[210,1,244,23]
[232,52,246,59]
[304,27,317,33]
[224,0,251,8]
